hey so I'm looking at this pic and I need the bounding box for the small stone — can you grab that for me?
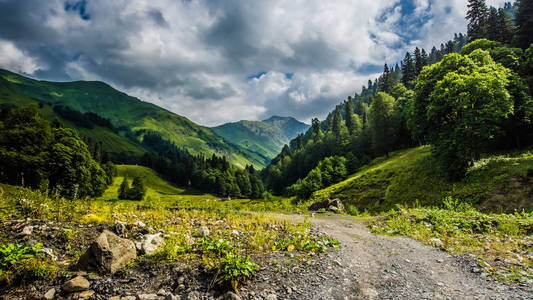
[136,294,158,300]
[177,276,185,284]
[40,248,58,261]
[44,288,56,300]
[134,220,146,228]
[187,291,201,300]
[114,221,126,237]
[177,284,186,290]
[62,276,90,293]
[198,226,210,237]
[231,230,240,237]
[436,259,443,263]
[142,233,164,255]
[108,297,120,300]
[157,289,167,296]
[164,295,179,300]
[265,294,277,300]
[79,290,95,299]
[122,297,137,300]
[224,291,241,300]
[22,225,33,235]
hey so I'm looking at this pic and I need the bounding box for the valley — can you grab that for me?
[1,0,533,299]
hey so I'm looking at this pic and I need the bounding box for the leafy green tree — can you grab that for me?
[414,49,512,178]
[369,92,396,158]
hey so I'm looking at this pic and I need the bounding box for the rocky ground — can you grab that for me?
[1,215,532,300]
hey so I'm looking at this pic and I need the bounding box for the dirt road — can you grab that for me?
[266,214,532,299]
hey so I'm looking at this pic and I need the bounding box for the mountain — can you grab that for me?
[212,116,310,161]
[0,69,269,168]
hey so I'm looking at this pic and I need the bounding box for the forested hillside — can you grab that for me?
[212,116,309,161]
[262,0,533,201]
[0,69,269,168]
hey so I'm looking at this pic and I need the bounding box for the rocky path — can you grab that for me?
[281,214,533,300]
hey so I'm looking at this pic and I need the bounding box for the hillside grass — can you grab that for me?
[311,146,533,214]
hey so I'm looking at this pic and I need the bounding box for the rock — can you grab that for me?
[142,233,164,255]
[40,247,58,261]
[114,221,126,237]
[198,226,210,237]
[231,230,240,238]
[77,230,137,274]
[156,288,167,296]
[187,291,201,300]
[224,292,241,300]
[62,275,90,293]
[265,294,277,300]
[308,198,345,213]
[136,294,158,300]
[122,297,137,300]
[44,288,56,300]
[108,297,120,300]
[79,290,95,299]
[164,295,179,300]
[177,276,185,284]
[22,225,33,235]
[134,220,146,228]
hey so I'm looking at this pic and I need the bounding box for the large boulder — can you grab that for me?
[77,230,136,274]
[308,198,345,213]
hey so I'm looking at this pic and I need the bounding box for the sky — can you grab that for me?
[0,0,506,126]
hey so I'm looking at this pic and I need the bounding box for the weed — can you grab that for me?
[219,255,260,293]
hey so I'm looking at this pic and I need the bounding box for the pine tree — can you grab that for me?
[420,49,429,68]
[332,106,343,137]
[118,178,129,200]
[345,96,357,135]
[514,0,533,49]
[429,47,438,64]
[498,8,514,44]
[129,176,146,200]
[401,52,416,88]
[487,7,500,42]
[445,40,457,54]
[414,47,423,75]
[466,0,488,40]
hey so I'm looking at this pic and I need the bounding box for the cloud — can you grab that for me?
[0,40,42,74]
[0,0,504,126]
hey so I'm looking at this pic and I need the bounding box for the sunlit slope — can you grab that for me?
[312,146,533,213]
[0,69,267,168]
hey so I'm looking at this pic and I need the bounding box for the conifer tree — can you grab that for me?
[467,0,488,40]
[514,0,533,49]
[487,7,500,42]
[401,52,416,88]
[414,47,423,75]
[118,178,129,200]
[345,96,357,135]
[498,8,514,44]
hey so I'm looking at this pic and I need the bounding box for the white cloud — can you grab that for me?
[0,40,42,74]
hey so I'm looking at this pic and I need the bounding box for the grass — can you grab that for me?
[311,146,533,214]
[370,202,533,284]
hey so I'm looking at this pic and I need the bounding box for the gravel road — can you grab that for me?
[288,214,533,300]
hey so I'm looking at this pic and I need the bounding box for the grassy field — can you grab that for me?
[311,146,533,214]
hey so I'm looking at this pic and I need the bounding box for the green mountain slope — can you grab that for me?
[0,69,268,168]
[212,116,309,160]
[311,146,533,213]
